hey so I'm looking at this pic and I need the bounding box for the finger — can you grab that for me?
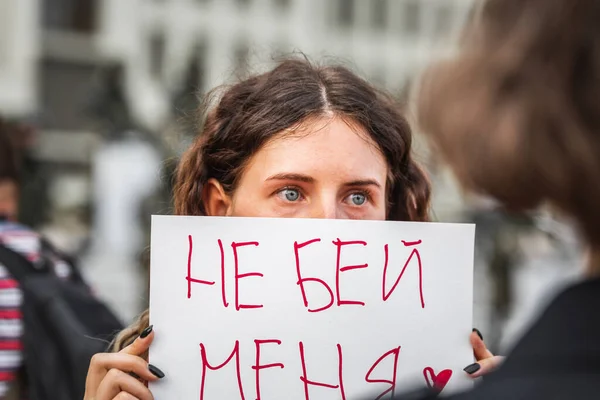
[120,325,154,356]
[96,368,154,400]
[470,330,493,361]
[463,356,505,378]
[90,353,163,382]
[114,393,140,400]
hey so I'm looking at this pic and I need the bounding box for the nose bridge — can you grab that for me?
[310,190,341,219]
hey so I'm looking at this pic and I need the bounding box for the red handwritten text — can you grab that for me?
[332,239,368,307]
[199,341,245,400]
[198,341,420,400]
[294,239,334,313]
[186,235,215,299]
[382,240,425,308]
[232,241,263,310]
[186,236,426,310]
[253,339,284,400]
[365,346,401,400]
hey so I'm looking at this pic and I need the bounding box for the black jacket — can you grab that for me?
[381,276,600,400]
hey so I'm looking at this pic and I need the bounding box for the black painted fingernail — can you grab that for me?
[140,325,154,339]
[464,363,481,374]
[473,328,483,341]
[149,364,165,378]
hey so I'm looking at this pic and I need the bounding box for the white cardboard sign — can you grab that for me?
[149,216,475,399]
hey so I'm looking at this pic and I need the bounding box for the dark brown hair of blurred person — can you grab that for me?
[417,0,600,271]
[0,118,24,221]
[385,1,600,399]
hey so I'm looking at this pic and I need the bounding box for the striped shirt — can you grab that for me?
[0,221,71,398]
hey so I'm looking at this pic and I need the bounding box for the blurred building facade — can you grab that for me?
[2,0,474,129]
[95,0,473,130]
[0,0,582,357]
[0,0,474,321]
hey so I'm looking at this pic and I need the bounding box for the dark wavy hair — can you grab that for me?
[174,58,430,222]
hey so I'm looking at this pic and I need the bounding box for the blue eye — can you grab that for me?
[279,188,301,202]
[349,193,367,206]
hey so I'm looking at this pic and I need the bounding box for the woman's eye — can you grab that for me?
[349,192,367,206]
[278,188,302,202]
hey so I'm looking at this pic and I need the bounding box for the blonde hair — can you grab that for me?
[110,309,150,353]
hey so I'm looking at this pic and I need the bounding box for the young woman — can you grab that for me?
[84,58,496,400]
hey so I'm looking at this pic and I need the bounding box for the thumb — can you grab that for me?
[464,355,505,378]
[120,325,154,356]
[471,330,493,361]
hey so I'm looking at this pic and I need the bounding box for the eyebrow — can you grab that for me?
[265,173,382,189]
[266,173,314,183]
[343,179,382,189]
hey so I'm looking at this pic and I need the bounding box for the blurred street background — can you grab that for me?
[0,0,583,355]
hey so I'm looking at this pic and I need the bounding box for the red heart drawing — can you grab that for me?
[423,367,453,392]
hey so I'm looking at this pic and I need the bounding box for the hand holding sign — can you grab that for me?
[149,216,475,399]
[84,326,162,400]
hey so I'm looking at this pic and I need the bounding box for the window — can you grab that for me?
[336,0,355,28]
[0,2,9,67]
[397,76,412,103]
[434,4,454,38]
[274,0,291,11]
[372,67,387,88]
[371,0,387,30]
[401,0,420,35]
[149,32,166,79]
[42,0,97,33]
[173,41,207,115]
[233,42,250,74]
[187,42,206,91]
[39,59,104,130]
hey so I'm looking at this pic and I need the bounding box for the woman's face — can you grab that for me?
[204,117,388,220]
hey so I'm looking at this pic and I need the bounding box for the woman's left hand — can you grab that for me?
[464,329,505,378]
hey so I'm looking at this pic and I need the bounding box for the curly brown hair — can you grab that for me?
[174,58,430,221]
[111,57,431,351]
[417,0,600,245]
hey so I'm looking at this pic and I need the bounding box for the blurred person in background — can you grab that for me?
[383,0,600,398]
[0,118,37,399]
[83,57,500,400]
[0,118,122,400]
[0,119,30,222]
[0,118,76,399]
[0,120,33,399]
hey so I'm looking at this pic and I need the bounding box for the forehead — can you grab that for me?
[243,116,388,180]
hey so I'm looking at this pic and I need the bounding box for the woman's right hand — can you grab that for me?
[84,325,165,400]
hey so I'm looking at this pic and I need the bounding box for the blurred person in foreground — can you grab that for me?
[383,0,600,398]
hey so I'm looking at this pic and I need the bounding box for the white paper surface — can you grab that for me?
[149,216,475,400]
